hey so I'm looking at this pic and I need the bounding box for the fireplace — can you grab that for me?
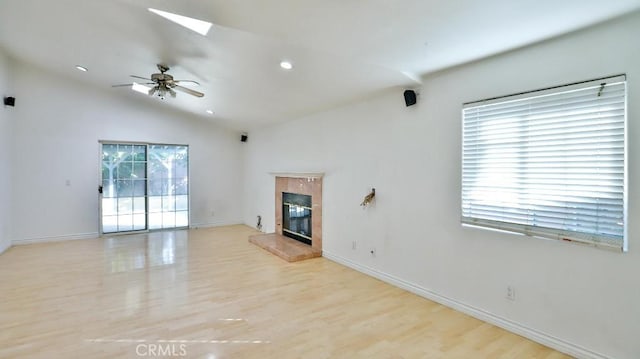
[282,192,312,245]
[274,175,322,254]
[248,174,322,262]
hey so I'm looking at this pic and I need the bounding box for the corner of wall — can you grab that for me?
[0,239,10,255]
[0,47,14,256]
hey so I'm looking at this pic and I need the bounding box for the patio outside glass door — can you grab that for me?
[101,143,147,233]
[100,142,189,234]
[147,144,189,230]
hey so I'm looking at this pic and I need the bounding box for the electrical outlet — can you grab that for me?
[506,285,516,301]
[352,241,357,250]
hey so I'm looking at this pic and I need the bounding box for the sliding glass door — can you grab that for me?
[148,145,189,229]
[100,142,189,234]
[101,143,147,233]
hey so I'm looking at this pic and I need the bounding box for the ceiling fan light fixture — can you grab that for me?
[148,8,212,36]
[114,64,204,99]
[132,82,152,95]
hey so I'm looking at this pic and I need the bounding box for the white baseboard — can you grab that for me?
[322,250,609,359]
[12,232,99,246]
[190,221,243,229]
[10,222,245,245]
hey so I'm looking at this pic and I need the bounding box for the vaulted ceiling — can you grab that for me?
[0,0,638,130]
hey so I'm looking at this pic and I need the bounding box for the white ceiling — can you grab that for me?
[0,0,638,131]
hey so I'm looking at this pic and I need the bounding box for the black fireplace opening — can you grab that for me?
[282,192,312,245]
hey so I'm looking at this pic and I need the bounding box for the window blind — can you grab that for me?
[461,75,627,251]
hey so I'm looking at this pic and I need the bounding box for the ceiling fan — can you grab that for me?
[113,64,204,99]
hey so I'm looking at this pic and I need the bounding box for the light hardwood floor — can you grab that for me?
[0,225,569,358]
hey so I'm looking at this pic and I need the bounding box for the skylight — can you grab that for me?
[148,8,212,36]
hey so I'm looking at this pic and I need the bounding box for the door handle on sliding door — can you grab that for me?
[98,185,103,194]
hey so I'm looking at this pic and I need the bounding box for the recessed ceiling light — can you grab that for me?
[206,110,214,114]
[148,8,212,36]
[131,82,151,95]
[280,61,293,70]
[75,65,88,72]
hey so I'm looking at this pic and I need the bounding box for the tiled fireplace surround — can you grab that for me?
[249,175,323,262]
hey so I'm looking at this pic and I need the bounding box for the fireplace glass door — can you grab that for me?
[282,192,312,245]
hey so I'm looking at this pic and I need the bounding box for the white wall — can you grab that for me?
[243,12,640,359]
[9,61,244,243]
[0,49,13,253]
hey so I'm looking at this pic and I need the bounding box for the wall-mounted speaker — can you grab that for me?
[3,96,15,107]
[403,90,416,107]
[241,133,248,142]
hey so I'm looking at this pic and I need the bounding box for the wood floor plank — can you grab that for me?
[0,225,569,358]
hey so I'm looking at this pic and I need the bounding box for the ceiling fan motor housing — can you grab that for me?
[151,73,174,83]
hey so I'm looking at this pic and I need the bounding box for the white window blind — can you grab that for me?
[462,75,627,251]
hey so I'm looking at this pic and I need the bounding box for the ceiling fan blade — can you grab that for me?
[175,80,200,86]
[130,75,153,81]
[112,82,154,87]
[173,85,204,98]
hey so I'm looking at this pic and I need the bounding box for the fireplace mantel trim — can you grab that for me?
[269,172,324,179]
